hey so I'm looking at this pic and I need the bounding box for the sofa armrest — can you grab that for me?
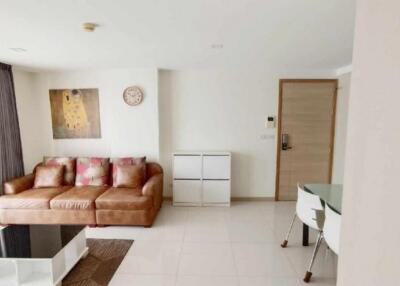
[3,174,35,195]
[142,174,163,210]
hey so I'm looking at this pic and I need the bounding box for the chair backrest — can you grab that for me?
[323,204,341,255]
[296,185,325,230]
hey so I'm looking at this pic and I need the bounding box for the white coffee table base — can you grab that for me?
[0,228,87,286]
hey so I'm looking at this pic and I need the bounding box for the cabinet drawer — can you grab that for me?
[203,180,230,204]
[203,155,231,179]
[173,180,202,203]
[173,155,202,179]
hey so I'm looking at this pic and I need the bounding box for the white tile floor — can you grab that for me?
[86,201,337,286]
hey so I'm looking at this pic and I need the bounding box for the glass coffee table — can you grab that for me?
[0,225,88,286]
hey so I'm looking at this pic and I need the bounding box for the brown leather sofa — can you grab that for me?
[0,162,163,227]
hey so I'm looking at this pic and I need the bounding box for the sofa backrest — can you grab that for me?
[34,161,163,187]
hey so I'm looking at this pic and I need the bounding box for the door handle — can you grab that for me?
[282,134,292,150]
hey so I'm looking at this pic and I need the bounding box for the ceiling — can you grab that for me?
[0,0,356,71]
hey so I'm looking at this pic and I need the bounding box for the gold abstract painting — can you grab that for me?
[49,88,101,139]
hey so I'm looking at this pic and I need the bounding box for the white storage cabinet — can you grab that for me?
[173,152,231,206]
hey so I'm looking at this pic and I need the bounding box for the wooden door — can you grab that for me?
[275,80,337,201]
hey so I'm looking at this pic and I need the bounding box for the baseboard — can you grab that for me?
[163,196,275,202]
[231,197,275,202]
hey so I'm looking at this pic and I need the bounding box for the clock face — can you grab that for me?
[123,86,143,106]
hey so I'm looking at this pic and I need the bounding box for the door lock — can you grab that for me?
[282,134,292,150]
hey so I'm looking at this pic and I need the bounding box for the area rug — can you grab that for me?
[62,239,133,286]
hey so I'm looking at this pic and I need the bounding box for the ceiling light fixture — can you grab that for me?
[82,22,98,32]
[10,48,27,53]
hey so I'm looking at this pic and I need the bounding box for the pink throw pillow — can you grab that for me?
[75,157,110,186]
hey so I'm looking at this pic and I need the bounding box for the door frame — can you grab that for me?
[274,79,338,201]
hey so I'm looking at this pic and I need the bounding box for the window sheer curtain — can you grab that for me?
[0,63,24,195]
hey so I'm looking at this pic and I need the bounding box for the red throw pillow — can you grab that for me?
[75,157,110,186]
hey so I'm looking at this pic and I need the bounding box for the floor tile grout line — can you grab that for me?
[229,234,241,285]
[226,211,241,284]
[174,207,189,285]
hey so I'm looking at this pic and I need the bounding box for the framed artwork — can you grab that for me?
[49,88,101,139]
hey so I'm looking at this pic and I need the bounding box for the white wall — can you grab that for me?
[13,69,46,173]
[159,68,335,198]
[332,72,351,184]
[338,1,400,285]
[13,68,160,172]
[14,66,343,198]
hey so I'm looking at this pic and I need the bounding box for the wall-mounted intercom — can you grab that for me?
[266,116,275,128]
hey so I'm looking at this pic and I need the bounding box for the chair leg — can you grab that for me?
[281,212,297,248]
[304,231,324,283]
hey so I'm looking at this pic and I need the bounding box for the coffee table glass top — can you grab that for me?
[0,225,85,259]
[304,184,343,214]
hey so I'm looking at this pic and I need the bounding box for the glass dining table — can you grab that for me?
[301,184,343,246]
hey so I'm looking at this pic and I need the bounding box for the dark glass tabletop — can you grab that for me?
[0,225,85,259]
[304,184,343,213]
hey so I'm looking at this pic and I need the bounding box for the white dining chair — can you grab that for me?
[303,203,341,283]
[281,184,325,248]
[323,204,341,254]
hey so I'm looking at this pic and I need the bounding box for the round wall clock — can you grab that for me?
[123,86,144,106]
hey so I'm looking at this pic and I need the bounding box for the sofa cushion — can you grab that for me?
[44,156,76,185]
[0,186,72,209]
[75,157,110,186]
[114,164,146,188]
[34,165,64,188]
[111,157,146,184]
[50,186,108,210]
[95,188,153,210]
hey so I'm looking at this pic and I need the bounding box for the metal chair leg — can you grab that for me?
[281,212,297,248]
[303,231,324,283]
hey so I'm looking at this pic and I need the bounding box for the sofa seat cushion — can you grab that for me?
[95,188,153,211]
[50,186,108,210]
[0,186,72,210]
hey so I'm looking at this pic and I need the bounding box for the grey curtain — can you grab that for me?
[0,63,24,195]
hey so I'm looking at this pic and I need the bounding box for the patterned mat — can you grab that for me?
[62,238,133,286]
